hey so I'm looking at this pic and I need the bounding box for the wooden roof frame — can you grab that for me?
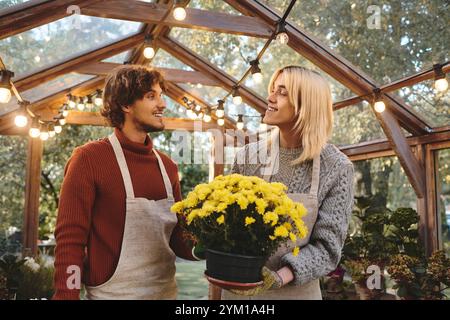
[0,0,448,199]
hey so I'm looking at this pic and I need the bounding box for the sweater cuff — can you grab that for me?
[281,253,314,286]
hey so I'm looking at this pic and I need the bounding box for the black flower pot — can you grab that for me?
[205,249,266,283]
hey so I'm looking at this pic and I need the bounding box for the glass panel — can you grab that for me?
[437,148,450,257]
[353,156,417,211]
[164,96,190,119]
[102,50,131,64]
[394,80,450,128]
[0,73,95,116]
[0,135,27,257]
[0,0,30,10]
[260,0,449,83]
[0,16,141,77]
[177,83,228,105]
[187,0,243,15]
[331,102,386,146]
[243,41,355,101]
[150,49,194,71]
[169,28,266,79]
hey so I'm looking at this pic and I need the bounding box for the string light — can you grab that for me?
[275,21,289,45]
[29,117,41,138]
[67,94,76,109]
[94,89,103,106]
[173,0,187,21]
[0,70,14,104]
[39,125,49,141]
[373,88,385,113]
[236,114,244,130]
[54,124,62,134]
[77,96,85,111]
[48,123,55,138]
[231,87,242,105]
[14,102,29,128]
[215,100,225,118]
[85,96,93,110]
[143,35,155,59]
[250,59,263,84]
[217,118,225,126]
[433,64,448,92]
[203,109,211,123]
[61,104,69,117]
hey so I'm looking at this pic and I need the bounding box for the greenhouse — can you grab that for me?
[0,0,449,302]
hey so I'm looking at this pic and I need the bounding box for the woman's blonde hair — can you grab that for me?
[268,66,333,165]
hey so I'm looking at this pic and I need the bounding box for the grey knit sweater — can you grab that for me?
[231,142,354,285]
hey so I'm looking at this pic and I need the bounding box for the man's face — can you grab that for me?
[125,83,166,133]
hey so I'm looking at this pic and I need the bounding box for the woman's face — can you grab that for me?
[263,73,297,129]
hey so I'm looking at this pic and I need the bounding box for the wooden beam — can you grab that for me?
[14,33,144,92]
[0,0,101,40]
[158,36,267,114]
[0,77,105,133]
[225,0,429,135]
[81,0,271,38]
[76,61,220,86]
[333,63,450,111]
[340,129,450,160]
[22,136,43,257]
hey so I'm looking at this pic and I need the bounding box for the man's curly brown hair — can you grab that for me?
[100,65,166,128]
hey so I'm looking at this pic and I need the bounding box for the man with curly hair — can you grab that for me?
[53,65,196,300]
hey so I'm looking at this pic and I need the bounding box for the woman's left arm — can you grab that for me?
[279,161,354,286]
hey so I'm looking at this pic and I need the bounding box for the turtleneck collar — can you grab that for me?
[279,145,303,155]
[114,128,153,155]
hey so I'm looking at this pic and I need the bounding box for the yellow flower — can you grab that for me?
[217,215,225,225]
[255,199,268,215]
[217,202,228,212]
[236,194,249,210]
[274,225,289,238]
[170,201,184,214]
[263,211,279,226]
[293,247,300,257]
[238,179,253,190]
[245,217,256,226]
[289,232,297,242]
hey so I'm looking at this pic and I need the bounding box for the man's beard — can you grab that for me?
[133,117,164,133]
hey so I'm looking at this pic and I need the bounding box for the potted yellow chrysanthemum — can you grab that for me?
[170,174,308,284]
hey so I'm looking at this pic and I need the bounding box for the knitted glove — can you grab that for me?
[229,267,283,296]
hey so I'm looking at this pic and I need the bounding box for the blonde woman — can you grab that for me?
[223,66,354,300]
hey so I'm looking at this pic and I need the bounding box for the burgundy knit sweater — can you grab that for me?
[53,128,193,300]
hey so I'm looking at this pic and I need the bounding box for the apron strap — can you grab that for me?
[109,134,135,199]
[152,149,174,202]
[309,154,321,196]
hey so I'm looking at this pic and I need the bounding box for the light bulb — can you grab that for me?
[59,118,66,126]
[232,95,242,105]
[54,125,62,133]
[85,97,93,110]
[62,109,69,117]
[34,55,41,63]
[215,109,224,118]
[143,47,155,59]
[194,104,201,112]
[68,99,76,109]
[197,112,204,120]
[29,127,40,138]
[94,96,103,106]
[203,114,211,122]
[217,118,225,126]
[77,98,85,111]
[14,114,28,127]
[374,100,386,113]
[252,72,263,84]
[237,122,244,130]
[173,7,186,21]
[0,87,11,104]
[40,131,49,141]
[276,32,289,45]
[49,130,55,138]
[435,78,448,92]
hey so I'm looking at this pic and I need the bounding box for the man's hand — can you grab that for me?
[229,267,283,296]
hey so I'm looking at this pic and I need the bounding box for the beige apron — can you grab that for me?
[85,133,178,300]
[223,147,322,300]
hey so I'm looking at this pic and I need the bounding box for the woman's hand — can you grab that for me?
[229,267,283,296]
